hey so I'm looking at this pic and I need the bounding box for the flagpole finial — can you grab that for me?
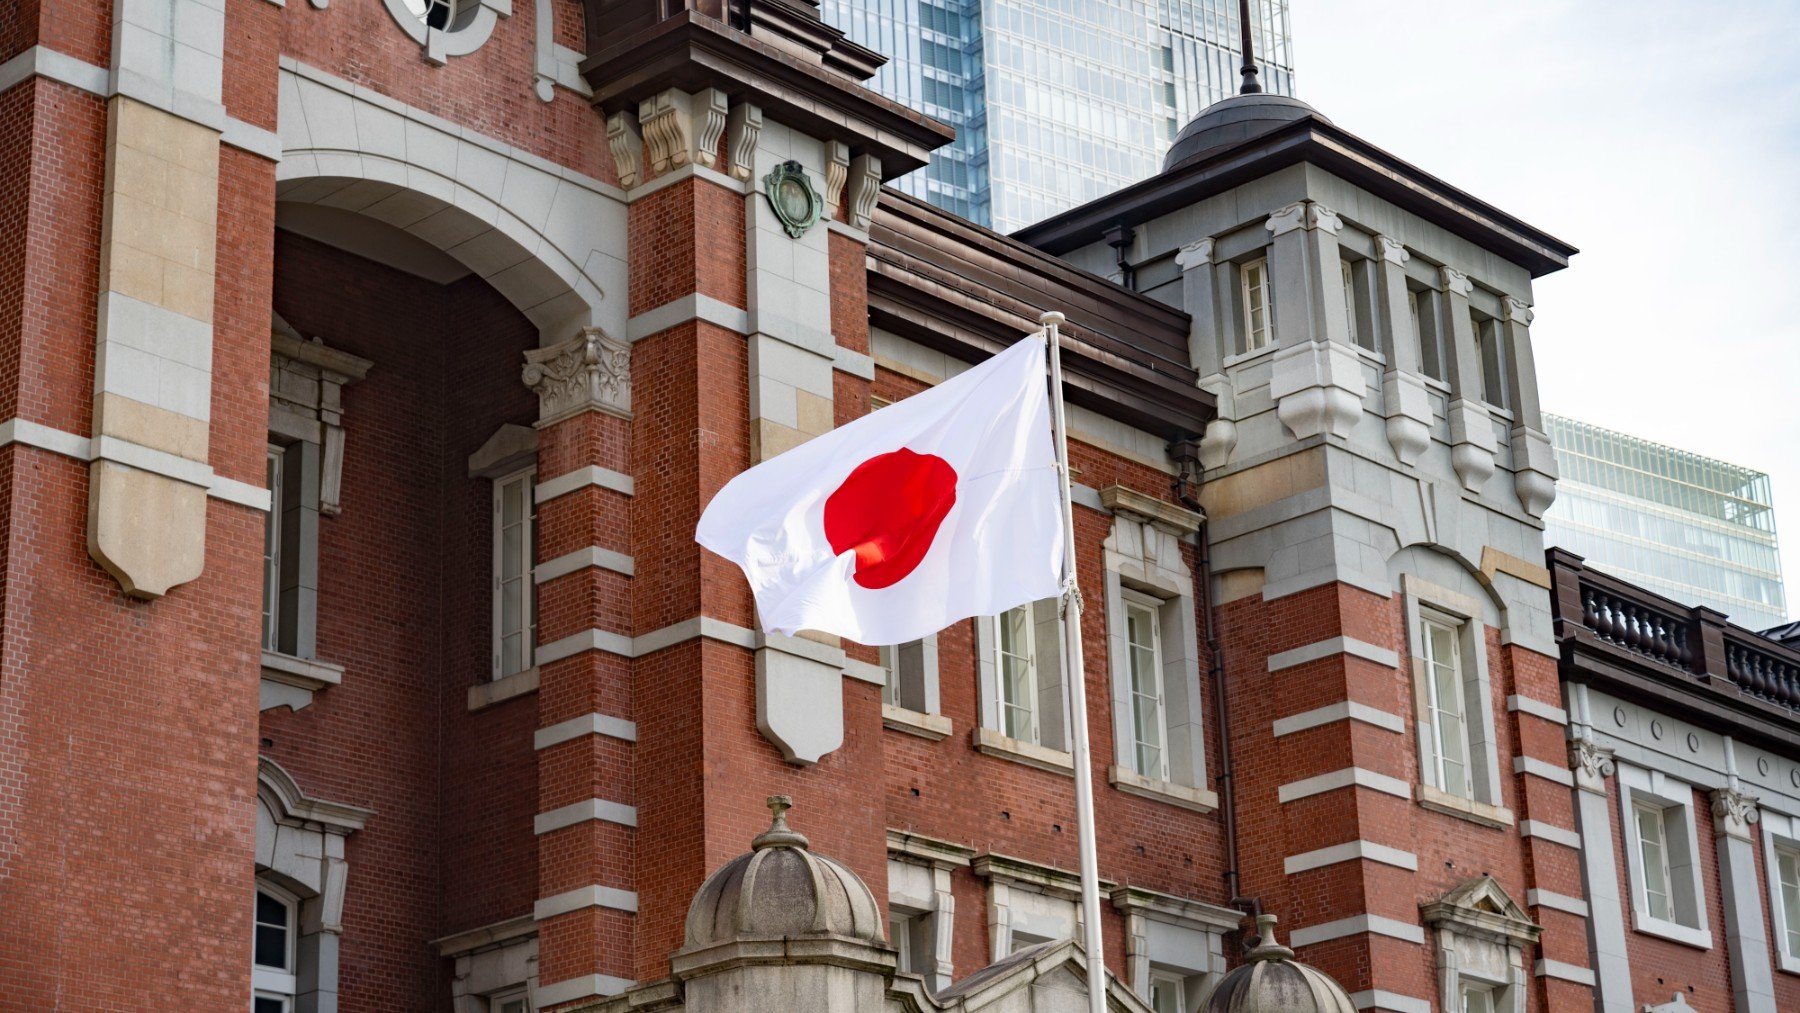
[1040,311,1065,328]
[1237,0,1263,94]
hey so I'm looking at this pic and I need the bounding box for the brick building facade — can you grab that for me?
[1,1,1795,1011]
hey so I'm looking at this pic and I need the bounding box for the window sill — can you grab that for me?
[261,650,344,691]
[1108,765,1218,813]
[972,727,1073,776]
[1415,784,1514,829]
[1776,953,1800,977]
[1631,914,1713,951]
[469,666,539,712]
[1222,345,1277,370]
[883,704,952,741]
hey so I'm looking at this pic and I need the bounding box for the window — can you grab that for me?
[993,605,1038,742]
[1340,258,1374,351]
[1410,287,1447,382]
[489,989,530,1013]
[882,640,931,713]
[890,908,934,976]
[492,467,536,680]
[1421,616,1471,800]
[1766,818,1800,972]
[1462,984,1498,1013]
[253,882,298,1013]
[1125,592,1168,781]
[1780,845,1800,960]
[1472,312,1510,409]
[1239,258,1272,353]
[1618,766,1709,945]
[1150,970,1187,1013]
[263,446,284,653]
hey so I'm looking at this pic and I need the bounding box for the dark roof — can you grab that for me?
[1162,92,1327,172]
[868,189,1209,440]
[1014,112,1578,279]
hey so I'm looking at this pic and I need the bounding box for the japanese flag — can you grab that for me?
[696,335,1063,645]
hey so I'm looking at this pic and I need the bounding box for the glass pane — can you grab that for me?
[503,523,524,577]
[501,580,522,633]
[254,922,288,970]
[880,645,898,706]
[502,477,524,526]
[254,998,288,1013]
[502,633,523,674]
[1781,850,1800,956]
[255,890,286,926]
[1151,977,1182,1013]
[1636,807,1671,920]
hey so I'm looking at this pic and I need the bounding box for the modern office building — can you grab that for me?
[1544,413,1788,631]
[819,0,1295,231]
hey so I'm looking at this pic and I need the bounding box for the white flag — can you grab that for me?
[696,335,1062,644]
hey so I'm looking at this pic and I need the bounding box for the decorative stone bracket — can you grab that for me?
[1445,398,1498,492]
[1383,370,1433,466]
[820,144,883,230]
[522,327,631,426]
[1271,339,1365,440]
[755,631,846,765]
[270,322,374,517]
[1511,424,1558,517]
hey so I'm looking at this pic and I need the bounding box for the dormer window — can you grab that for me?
[1240,258,1273,352]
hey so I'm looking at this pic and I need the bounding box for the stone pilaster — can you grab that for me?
[1176,237,1236,470]
[1711,787,1776,1013]
[1568,737,1634,1013]
[1265,202,1365,441]
[1370,236,1432,465]
[1436,266,1497,491]
[1500,298,1557,517]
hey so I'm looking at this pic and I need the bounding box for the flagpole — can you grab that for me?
[1042,311,1107,1013]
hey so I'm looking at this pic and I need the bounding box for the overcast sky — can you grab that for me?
[1289,0,1800,620]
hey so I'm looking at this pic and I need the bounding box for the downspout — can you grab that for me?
[1169,438,1260,924]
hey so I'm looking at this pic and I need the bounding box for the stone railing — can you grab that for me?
[1549,547,1800,722]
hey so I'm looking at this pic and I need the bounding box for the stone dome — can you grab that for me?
[683,796,885,947]
[1205,915,1356,1013]
[1162,93,1328,172]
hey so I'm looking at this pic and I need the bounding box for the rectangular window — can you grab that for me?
[994,605,1038,743]
[1778,844,1800,959]
[1125,592,1168,781]
[882,640,930,712]
[890,909,933,976]
[1149,971,1187,1013]
[1634,802,1674,922]
[1240,258,1272,353]
[1461,985,1497,1013]
[490,990,530,1013]
[1410,287,1447,381]
[493,468,536,680]
[1422,616,1471,799]
[1339,258,1374,351]
[1473,313,1510,409]
[263,446,284,653]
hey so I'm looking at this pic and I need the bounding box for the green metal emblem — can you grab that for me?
[763,160,822,239]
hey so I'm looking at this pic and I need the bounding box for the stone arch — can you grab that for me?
[276,65,627,344]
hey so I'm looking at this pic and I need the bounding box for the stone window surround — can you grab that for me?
[1420,876,1540,1013]
[972,853,1116,961]
[1110,885,1241,1009]
[1099,484,1217,814]
[1616,762,1714,949]
[470,423,541,701]
[974,600,1071,767]
[1760,808,1800,975]
[434,914,539,1013]
[887,829,973,993]
[256,757,372,1013]
[1401,574,1512,829]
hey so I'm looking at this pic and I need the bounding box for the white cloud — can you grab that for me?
[1292,0,1800,619]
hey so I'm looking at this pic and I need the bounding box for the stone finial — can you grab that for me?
[1569,737,1616,794]
[752,795,810,851]
[1710,787,1760,841]
[1248,914,1293,961]
[522,327,631,425]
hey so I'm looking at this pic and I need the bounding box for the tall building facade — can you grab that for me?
[819,0,1294,231]
[1544,413,1788,630]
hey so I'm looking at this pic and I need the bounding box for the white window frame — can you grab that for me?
[263,445,285,653]
[488,987,531,1013]
[993,605,1039,743]
[1239,257,1272,353]
[1617,764,1712,948]
[491,466,536,681]
[1461,982,1498,1013]
[252,880,300,1008]
[881,637,941,716]
[1123,590,1169,782]
[1402,576,1508,826]
[1149,969,1188,1013]
[1421,612,1472,800]
[1759,809,1800,973]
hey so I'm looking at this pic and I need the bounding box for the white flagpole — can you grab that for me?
[1042,311,1107,1013]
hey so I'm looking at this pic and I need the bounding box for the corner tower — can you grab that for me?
[1017,85,1582,1012]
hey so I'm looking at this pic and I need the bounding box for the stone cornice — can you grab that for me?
[1099,484,1203,533]
[886,829,976,868]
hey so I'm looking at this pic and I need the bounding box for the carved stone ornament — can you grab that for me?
[522,328,631,425]
[1710,787,1760,841]
[1174,237,1215,271]
[1568,737,1616,793]
[764,160,822,239]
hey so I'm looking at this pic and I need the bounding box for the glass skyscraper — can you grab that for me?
[820,0,1294,232]
[1544,414,1788,631]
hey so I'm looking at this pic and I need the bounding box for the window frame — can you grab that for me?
[1123,589,1169,782]
[1760,809,1800,973]
[1402,576,1509,826]
[491,465,537,681]
[1616,764,1712,948]
[1409,284,1448,383]
[488,987,531,1013]
[1239,257,1273,354]
[1420,612,1473,801]
[1149,969,1188,1013]
[992,605,1040,744]
[252,880,300,1004]
[263,445,285,653]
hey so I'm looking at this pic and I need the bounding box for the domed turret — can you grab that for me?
[1206,915,1356,1013]
[683,795,885,947]
[1162,93,1329,172]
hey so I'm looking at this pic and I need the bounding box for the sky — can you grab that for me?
[1289,0,1800,620]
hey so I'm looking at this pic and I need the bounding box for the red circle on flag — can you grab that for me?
[823,448,958,590]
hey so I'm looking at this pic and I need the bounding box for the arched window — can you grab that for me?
[253,880,300,1012]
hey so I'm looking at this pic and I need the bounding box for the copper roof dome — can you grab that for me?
[1162,93,1329,172]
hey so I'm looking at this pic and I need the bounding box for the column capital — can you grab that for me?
[1175,236,1215,270]
[522,327,632,426]
[1568,737,1615,794]
[1710,787,1761,841]
[1505,296,1534,325]
[1439,265,1473,297]
[1376,235,1410,266]
[1265,201,1342,237]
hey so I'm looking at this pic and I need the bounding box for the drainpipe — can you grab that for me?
[1169,438,1260,926]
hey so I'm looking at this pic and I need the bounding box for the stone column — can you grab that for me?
[1370,236,1432,465]
[1176,237,1236,470]
[1569,737,1633,1013]
[1711,787,1776,1013]
[1266,202,1365,440]
[524,327,639,1009]
[1499,297,1557,517]
[1436,267,1498,491]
